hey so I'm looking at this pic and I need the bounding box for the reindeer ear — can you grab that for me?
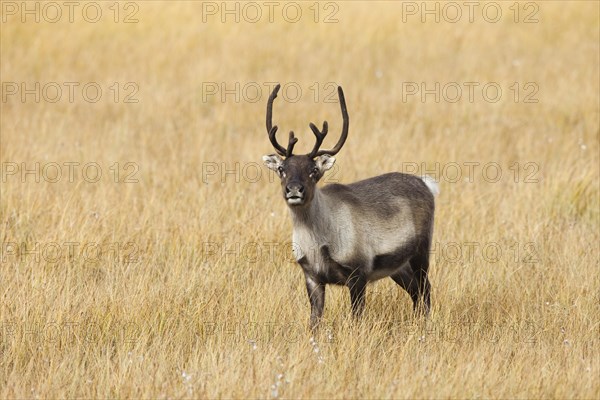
[315,154,336,172]
[263,154,284,171]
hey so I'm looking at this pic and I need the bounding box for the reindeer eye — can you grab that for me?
[277,166,284,175]
[310,167,319,177]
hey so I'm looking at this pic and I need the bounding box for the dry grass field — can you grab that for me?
[1,1,599,398]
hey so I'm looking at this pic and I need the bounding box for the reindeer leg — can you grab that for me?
[347,272,367,319]
[409,255,431,316]
[305,275,325,330]
[391,262,420,310]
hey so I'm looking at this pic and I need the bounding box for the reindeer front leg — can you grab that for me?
[304,274,325,330]
[347,273,367,318]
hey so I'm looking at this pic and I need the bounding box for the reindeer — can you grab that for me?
[262,84,439,330]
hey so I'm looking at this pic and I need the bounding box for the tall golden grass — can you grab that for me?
[1,1,599,398]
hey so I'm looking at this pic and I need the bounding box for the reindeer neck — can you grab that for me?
[288,188,329,228]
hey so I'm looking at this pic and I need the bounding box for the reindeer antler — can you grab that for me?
[266,84,349,158]
[266,84,297,157]
[307,86,349,158]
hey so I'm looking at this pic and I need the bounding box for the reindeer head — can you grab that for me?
[263,84,349,207]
